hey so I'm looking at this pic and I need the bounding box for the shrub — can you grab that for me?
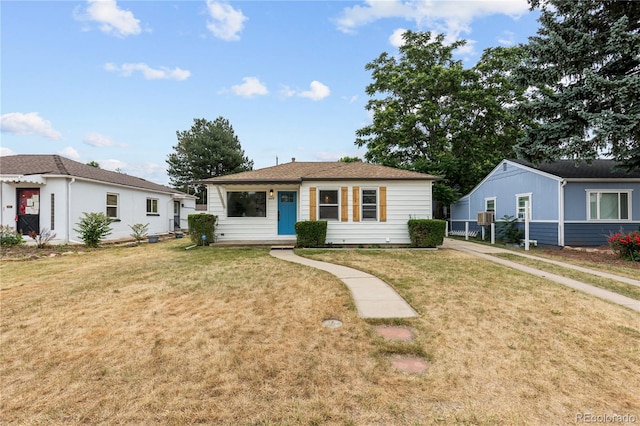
[0,225,24,246]
[129,223,150,243]
[608,231,640,261]
[28,228,56,248]
[496,215,523,244]
[295,221,327,248]
[188,214,217,245]
[407,219,446,248]
[74,212,113,247]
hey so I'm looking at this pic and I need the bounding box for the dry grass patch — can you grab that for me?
[493,252,640,300]
[2,241,639,424]
[301,249,640,423]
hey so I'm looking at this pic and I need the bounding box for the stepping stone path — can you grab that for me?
[374,326,429,374]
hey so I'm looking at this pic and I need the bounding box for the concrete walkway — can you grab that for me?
[442,238,640,313]
[270,249,418,319]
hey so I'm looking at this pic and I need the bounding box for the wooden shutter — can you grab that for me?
[309,187,317,221]
[352,186,360,222]
[341,187,348,222]
[380,186,387,222]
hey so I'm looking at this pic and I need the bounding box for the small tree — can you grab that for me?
[74,212,113,248]
[129,223,149,244]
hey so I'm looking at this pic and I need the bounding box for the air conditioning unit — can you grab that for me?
[477,211,494,226]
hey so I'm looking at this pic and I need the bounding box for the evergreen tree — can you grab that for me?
[515,0,640,170]
[167,117,253,202]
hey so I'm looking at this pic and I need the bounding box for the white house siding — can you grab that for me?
[68,179,176,241]
[300,180,432,245]
[1,177,189,244]
[208,180,433,244]
[207,184,300,242]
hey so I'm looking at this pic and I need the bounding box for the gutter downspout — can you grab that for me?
[558,179,566,246]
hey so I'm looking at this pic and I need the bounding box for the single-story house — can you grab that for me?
[449,159,640,247]
[199,160,438,245]
[0,154,196,244]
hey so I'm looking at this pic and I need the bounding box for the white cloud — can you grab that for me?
[0,112,63,140]
[206,0,247,41]
[497,30,516,46]
[0,147,16,156]
[455,39,477,56]
[299,81,331,101]
[74,0,141,38]
[83,132,127,147]
[231,77,269,97]
[279,85,297,98]
[60,146,80,160]
[100,158,128,172]
[389,28,408,48]
[335,0,529,44]
[104,62,191,80]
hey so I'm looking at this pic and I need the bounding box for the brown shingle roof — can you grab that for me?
[0,154,187,194]
[200,161,439,184]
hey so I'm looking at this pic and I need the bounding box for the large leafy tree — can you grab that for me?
[167,117,253,202]
[515,0,640,170]
[356,31,529,208]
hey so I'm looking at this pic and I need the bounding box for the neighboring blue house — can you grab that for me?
[449,159,640,247]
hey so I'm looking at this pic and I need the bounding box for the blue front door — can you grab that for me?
[278,191,297,235]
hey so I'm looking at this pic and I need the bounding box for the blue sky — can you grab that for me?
[1,0,541,185]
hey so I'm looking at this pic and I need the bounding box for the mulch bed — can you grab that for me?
[542,246,640,270]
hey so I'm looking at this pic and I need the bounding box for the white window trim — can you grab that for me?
[226,191,267,218]
[484,197,496,213]
[318,188,340,221]
[146,197,159,215]
[361,187,378,221]
[106,193,119,219]
[516,193,532,221]
[586,189,632,221]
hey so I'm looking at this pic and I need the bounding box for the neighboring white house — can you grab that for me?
[0,154,196,244]
[199,160,438,245]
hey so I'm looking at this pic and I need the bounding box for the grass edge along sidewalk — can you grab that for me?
[442,238,640,313]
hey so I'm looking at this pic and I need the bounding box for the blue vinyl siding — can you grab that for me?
[450,161,560,222]
[527,223,558,246]
[564,182,640,221]
[565,223,639,247]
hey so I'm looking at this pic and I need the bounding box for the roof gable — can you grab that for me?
[201,161,438,184]
[0,154,187,195]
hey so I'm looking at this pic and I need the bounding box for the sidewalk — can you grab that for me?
[442,238,640,313]
[270,249,418,319]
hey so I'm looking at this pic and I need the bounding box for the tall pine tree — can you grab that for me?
[167,117,253,203]
[515,0,640,170]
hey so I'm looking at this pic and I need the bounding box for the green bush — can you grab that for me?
[496,215,523,244]
[74,212,113,247]
[295,221,327,248]
[188,214,217,245]
[0,225,24,246]
[407,219,446,247]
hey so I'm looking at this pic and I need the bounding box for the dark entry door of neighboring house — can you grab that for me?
[277,191,297,235]
[17,188,40,235]
[173,201,180,230]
